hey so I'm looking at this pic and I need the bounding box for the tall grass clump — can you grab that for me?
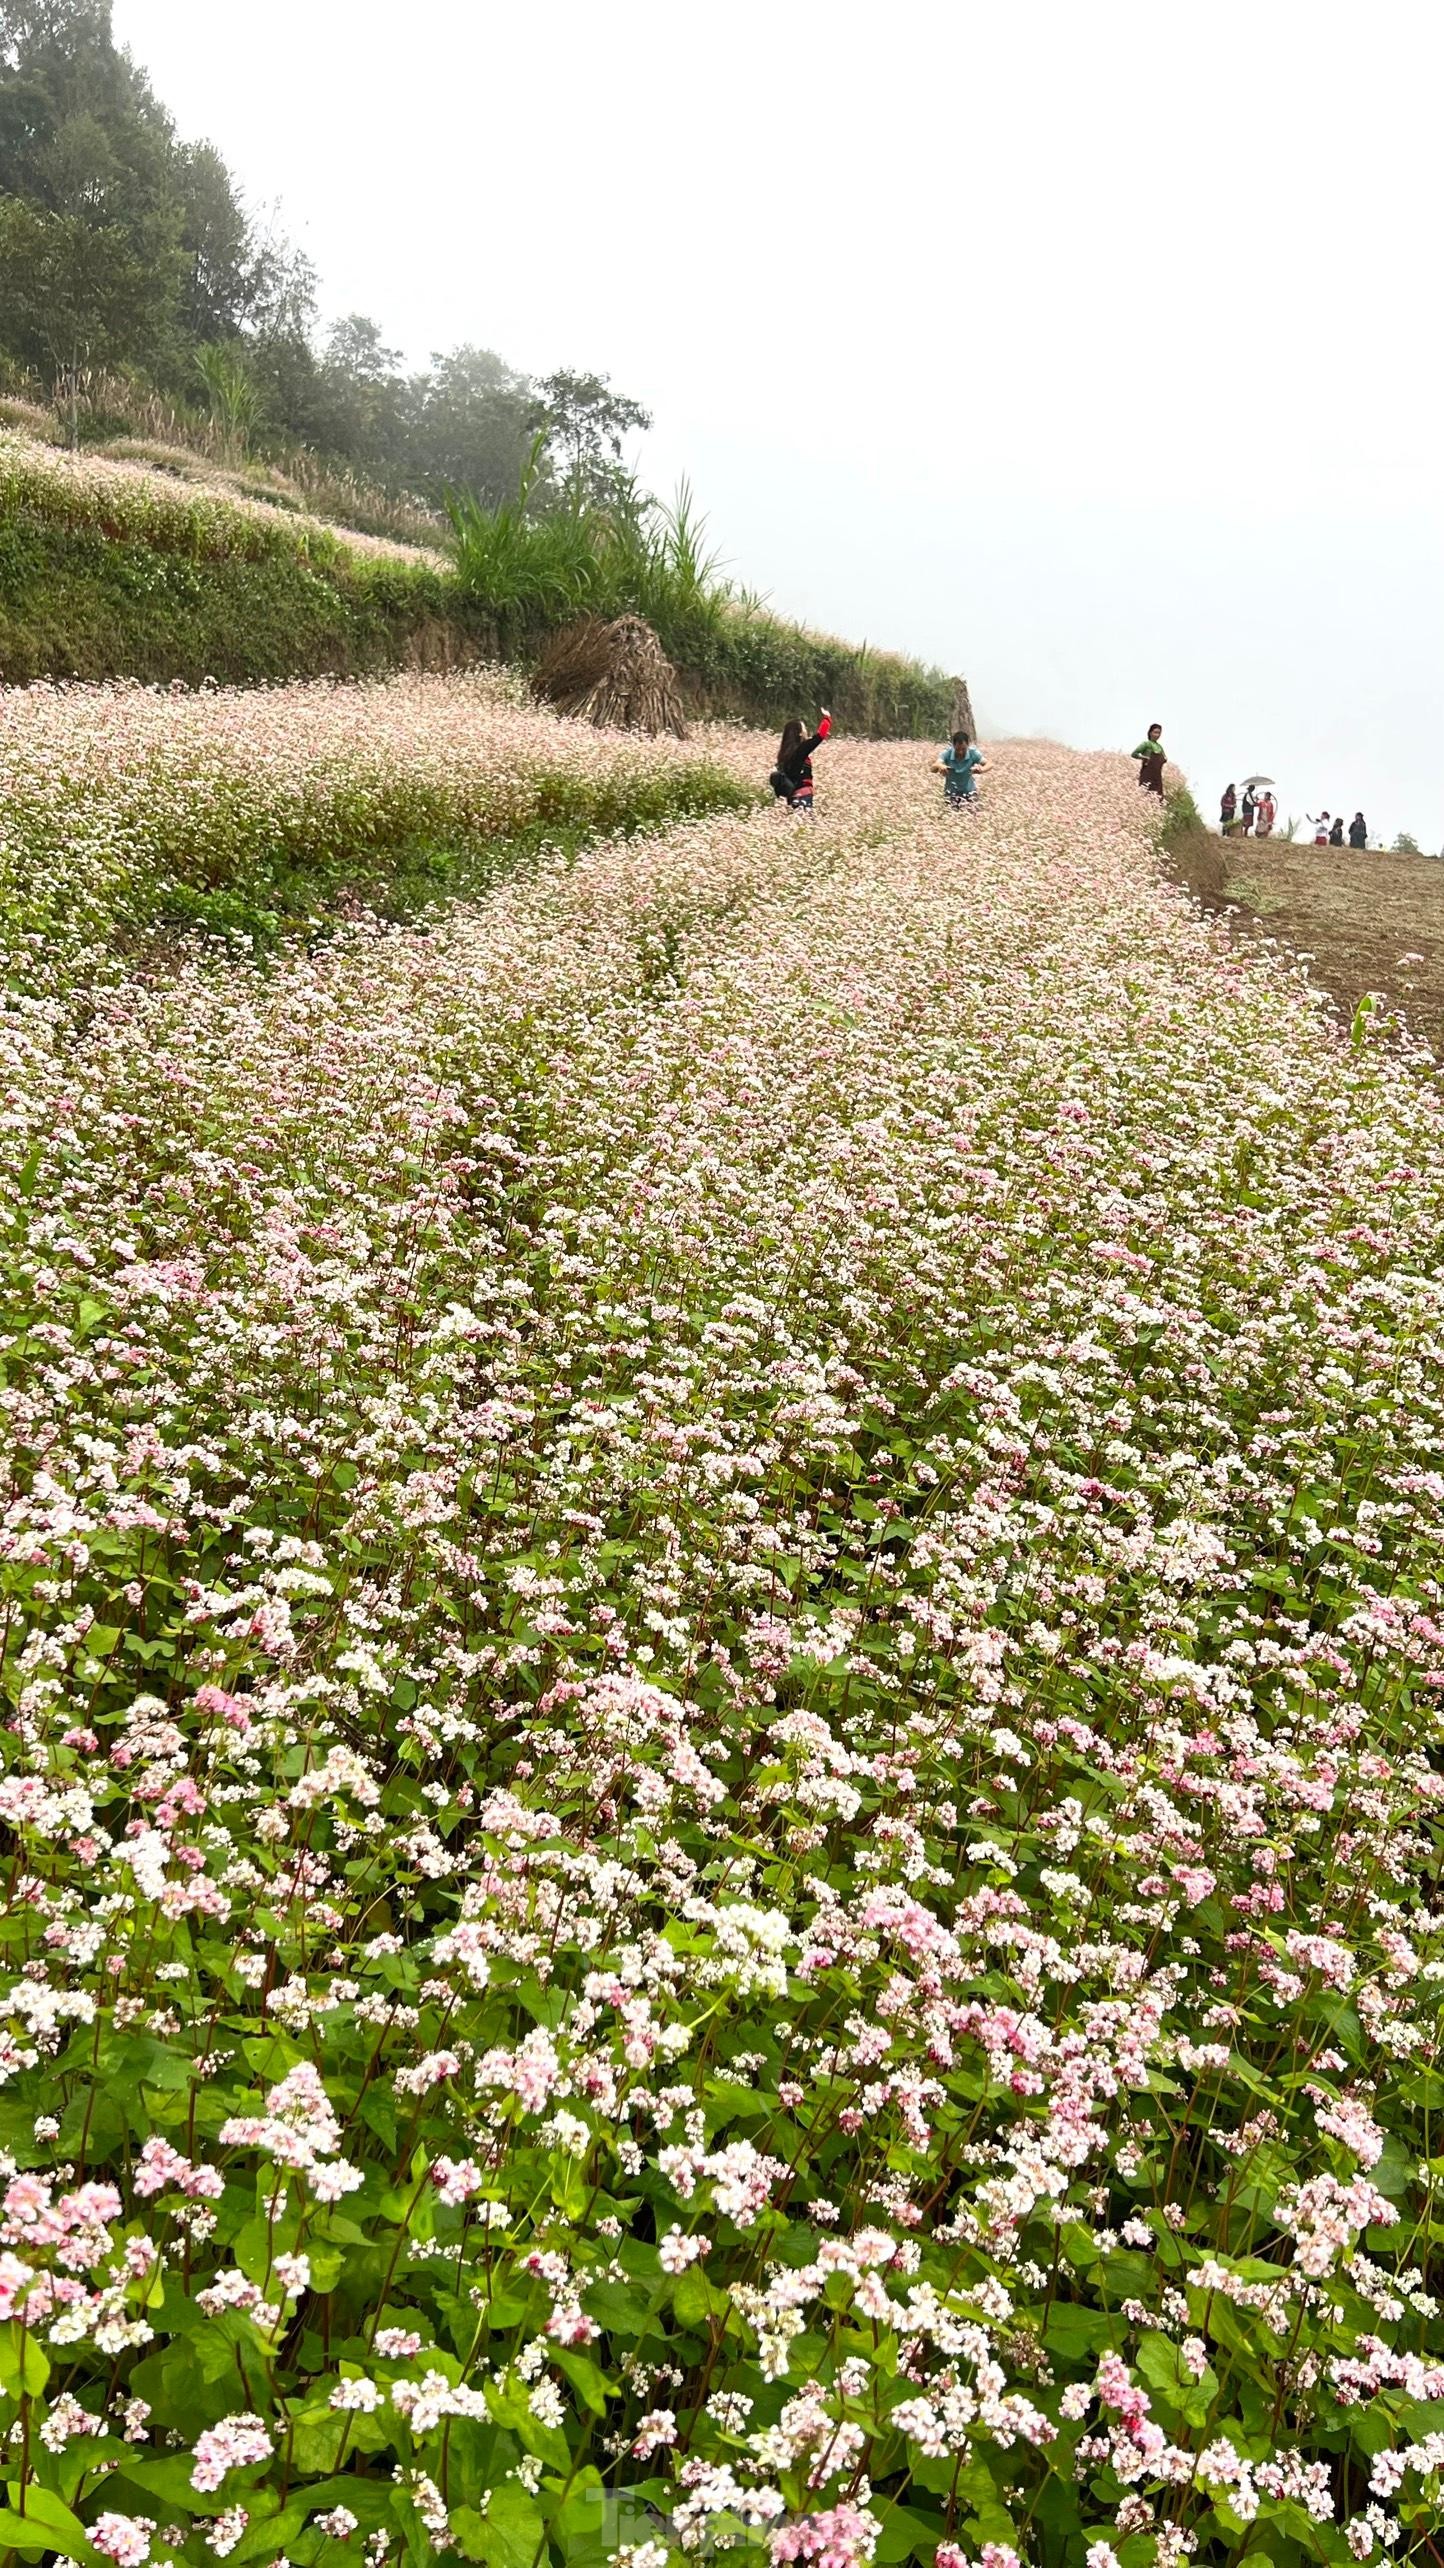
[444,440,608,654]
[448,465,952,737]
[1159,778,1228,909]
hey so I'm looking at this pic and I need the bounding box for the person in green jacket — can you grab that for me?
[1133,724,1167,796]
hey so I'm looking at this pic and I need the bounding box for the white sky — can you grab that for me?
[115,0,1442,845]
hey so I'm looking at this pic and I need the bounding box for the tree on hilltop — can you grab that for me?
[406,344,535,507]
[0,0,305,410]
[534,369,652,505]
[0,0,655,510]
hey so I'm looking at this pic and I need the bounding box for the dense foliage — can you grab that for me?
[0,4,651,510]
[448,475,951,739]
[3,726,1444,2568]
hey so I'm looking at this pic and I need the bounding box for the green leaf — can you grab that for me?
[551,2345,616,2415]
[581,2280,654,2340]
[873,2505,948,2564]
[284,2403,348,2475]
[1372,2134,1415,2203]
[118,2451,221,2513]
[672,2264,727,2327]
[548,2155,589,2221]
[551,2468,625,2568]
[0,2483,95,2559]
[1136,2330,1217,2429]
[451,2480,546,2568]
[229,2499,312,2566]
[1042,2302,1121,2359]
[0,2325,49,2397]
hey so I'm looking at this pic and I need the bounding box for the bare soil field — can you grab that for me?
[1164,823,1444,1056]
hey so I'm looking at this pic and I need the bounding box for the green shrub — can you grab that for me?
[1161,781,1204,847]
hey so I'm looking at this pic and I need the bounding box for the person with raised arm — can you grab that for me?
[771,709,832,814]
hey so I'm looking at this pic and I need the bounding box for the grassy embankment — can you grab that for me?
[0,432,477,688]
[0,432,953,736]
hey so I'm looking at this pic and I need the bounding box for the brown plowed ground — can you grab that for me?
[1162,825,1444,1059]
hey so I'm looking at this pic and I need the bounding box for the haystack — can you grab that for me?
[534,614,689,738]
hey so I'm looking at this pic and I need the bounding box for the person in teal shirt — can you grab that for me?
[935,732,986,805]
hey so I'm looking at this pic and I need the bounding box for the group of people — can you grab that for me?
[1130,737,1375,856]
[1222,788,1370,848]
[769,714,988,813]
[1307,810,1369,850]
[772,715,1376,850]
[1219,783,1278,839]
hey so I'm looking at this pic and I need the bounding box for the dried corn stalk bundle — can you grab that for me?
[534,614,689,737]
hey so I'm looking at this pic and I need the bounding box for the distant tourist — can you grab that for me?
[1348,811,1368,850]
[1220,783,1238,834]
[1309,812,1331,846]
[1329,816,1345,847]
[936,732,986,806]
[1240,787,1257,835]
[1132,725,1167,796]
[771,709,832,813]
[1255,791,1277,839]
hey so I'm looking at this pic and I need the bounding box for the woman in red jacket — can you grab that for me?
[772,709,832,813]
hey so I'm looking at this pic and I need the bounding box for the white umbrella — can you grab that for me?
[1241,774,1276,792]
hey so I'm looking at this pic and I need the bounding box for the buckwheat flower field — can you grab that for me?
[0,432,448,569]
[3,724,1444,2568]
[0,671,751,964]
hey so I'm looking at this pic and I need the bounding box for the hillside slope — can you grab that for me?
[0,433,482,687]
[0,432,953,733]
